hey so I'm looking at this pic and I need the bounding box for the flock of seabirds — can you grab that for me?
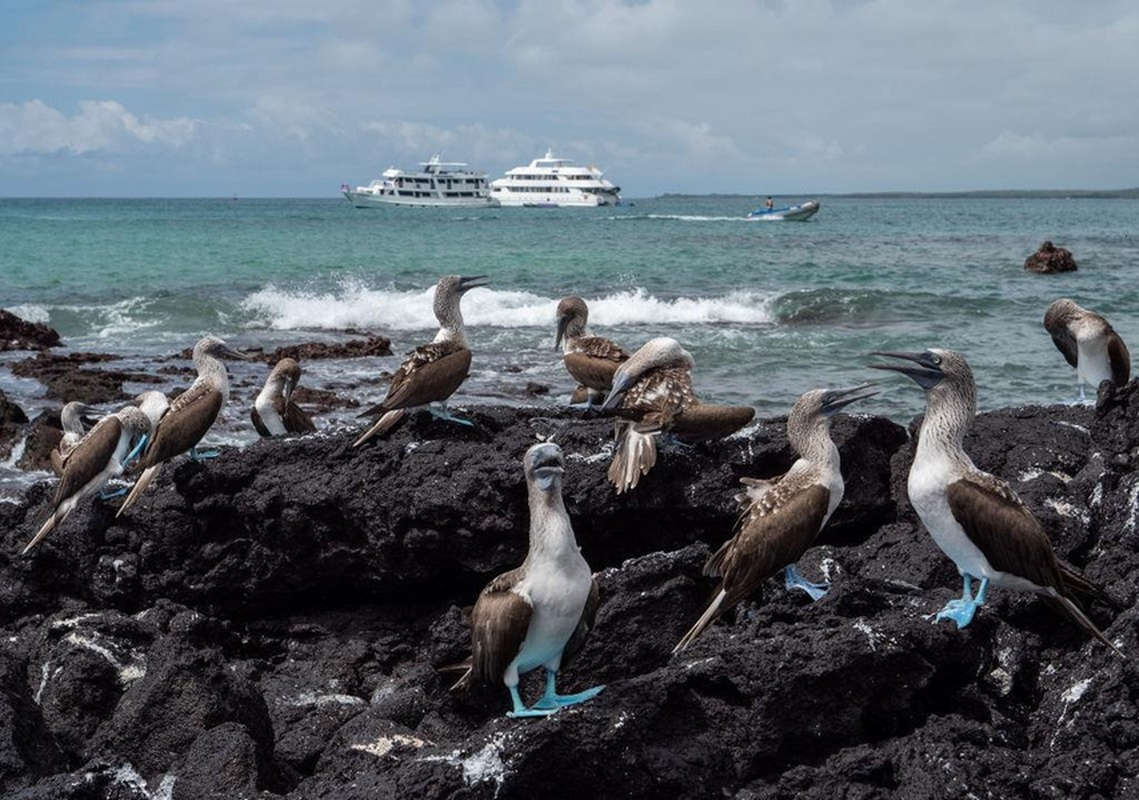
[18,275,1133,717]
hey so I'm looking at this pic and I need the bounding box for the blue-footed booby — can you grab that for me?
[251,357,316,436]
[134,390,170,433]
[673,385,876,654]
[354,275,487,447]
[872,348,1122,652]
[599,337,755,493]
[554,296,629,406]
[450,442,604,717]
[1043,298,1131,403]
[116,336,250,518]
[50,401,97,475]
[25,406,151,553]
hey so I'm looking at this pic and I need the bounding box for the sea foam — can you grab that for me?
[240,279,774,332]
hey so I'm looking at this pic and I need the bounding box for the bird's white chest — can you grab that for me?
[254,385,285,435]
[1076,337,1112,386]
[512,553,592,673]
[908,451,992,578]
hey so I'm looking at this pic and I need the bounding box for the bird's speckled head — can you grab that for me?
[433,275,488,323]
[788,385,876,453]
[115,405,153,439]
[194,335,251,363]
[555,296,589,349]
[871,348,977,411]
[524,442,566,492]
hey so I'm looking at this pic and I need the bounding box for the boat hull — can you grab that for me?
[342,191,499,209]
[746,200,820,221]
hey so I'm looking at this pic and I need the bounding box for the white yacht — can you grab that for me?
[489,150,621,207]
[342,155,498,208]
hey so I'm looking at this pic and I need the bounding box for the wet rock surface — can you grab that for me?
[0,310,61,351]
[1024,240,1079,274]
[0,399,1136,799]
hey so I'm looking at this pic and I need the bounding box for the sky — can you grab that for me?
[1,0,1137,198]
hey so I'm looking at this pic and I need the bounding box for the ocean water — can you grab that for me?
[2,194,1138,496]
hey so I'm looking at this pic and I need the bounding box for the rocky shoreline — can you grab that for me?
[1,378,1137,798]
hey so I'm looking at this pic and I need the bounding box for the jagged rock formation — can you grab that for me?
[0,400,1136,799]
[1024,240,1078,274]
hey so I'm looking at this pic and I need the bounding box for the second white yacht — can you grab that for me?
[490,150,621,207]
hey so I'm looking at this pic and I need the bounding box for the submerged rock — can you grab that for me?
[0,402,1135,798]
[1024,240,1078,273]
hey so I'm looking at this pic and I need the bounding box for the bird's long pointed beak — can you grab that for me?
[869,351,943,389]
[599,372,632,412]
[458,275,489,293]
[555,314,570,351]
[217,344,254,361]
[821,383,878,415]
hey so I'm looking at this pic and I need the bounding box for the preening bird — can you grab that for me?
[24,406,151,553]
[449,442,604,717]
[116,335,250,517]
[673,385,875,654]
[354,275,487,447]
[1043,298,1130,403]
[872,348,1122,652]
[251,357,316,436]
[50,401,97,475]
[600,337,754,493]
[554,295,629,405]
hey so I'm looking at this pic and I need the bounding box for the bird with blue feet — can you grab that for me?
[871,348,1124,654]
[448,442,605,717]
[672,385,876,654]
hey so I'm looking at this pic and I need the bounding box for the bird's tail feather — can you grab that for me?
[23,496,79,554]
[672,588,727,655]
[116,464,161,518]
[1045,594,1124,658]
[353,409,406,448]
[608,424,657,494]
[1059,563,1124,611]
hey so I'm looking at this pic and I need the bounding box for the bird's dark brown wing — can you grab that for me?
[712,482,831,610]
[285,401,317,432]
[672,403,755,441]
[140,382,224,469]
[564,352,622,393]
[54,417,123,504]
[468,569,533,686]
[561,577,600,669]
[250,407,269,437]
[1107,329,1131,384]
[360,342,471,416]
[945,475,1066,593]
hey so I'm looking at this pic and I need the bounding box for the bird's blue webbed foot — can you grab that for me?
[784,563,830,601]
[530,670,605,711]
[927,575,989,629]
[98,486,129,500]
[504,685,558,718]
[427,403,475,428]
[190,446,221,461]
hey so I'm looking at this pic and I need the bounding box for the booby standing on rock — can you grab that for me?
[872,348,1121,651]
[25,406,151,553]
[450,442,604,717]
[116,335,250,518]
[554,296,629,406]
[600,337,755,493]
[251,357,316,436]
[673,385,876,654]
[354,275,487,447]
[50,401,97,475]
[1043,298,1130,403]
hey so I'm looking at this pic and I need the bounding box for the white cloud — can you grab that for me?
[0,99,198,155]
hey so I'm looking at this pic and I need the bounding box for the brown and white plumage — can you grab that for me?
[116,336,249,517]
[873,348,1122,651]
[1044,298,1130,401]
[600,337,755,493]
[25,406,151,553]
[673,386,875,653]
[134,390,170,434]
[450,442,604,716]
[50,401,96,476]
[354,275,486,447]
[554,296,629,405]
[251,357,316,436]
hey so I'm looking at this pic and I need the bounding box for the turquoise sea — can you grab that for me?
[2,194,1138,495]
